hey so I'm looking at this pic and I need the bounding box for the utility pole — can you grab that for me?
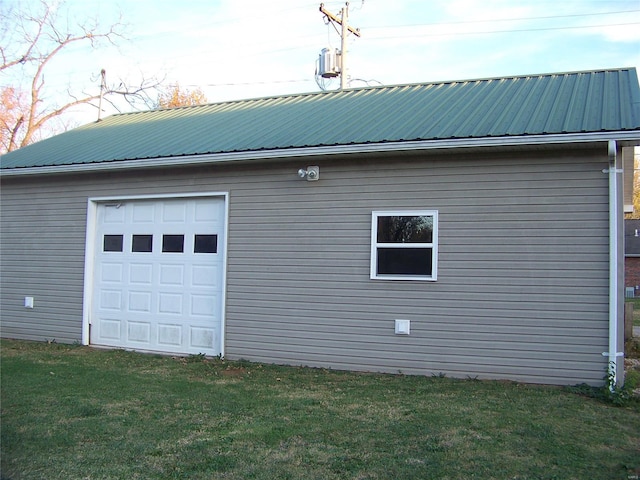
[319,3,361,89]
[98,69,106,121]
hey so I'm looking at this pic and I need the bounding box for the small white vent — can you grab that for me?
[625,287,635,298]
[395,319,410,335]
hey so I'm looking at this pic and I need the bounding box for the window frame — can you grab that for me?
[370,210,439,281]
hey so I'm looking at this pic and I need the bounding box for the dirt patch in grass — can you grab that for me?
[221,366,247,376]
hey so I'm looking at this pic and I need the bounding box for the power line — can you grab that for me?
[5,4,638,93]
[192,79,314,88]
[365,21,640,41]
[363,8,640,30]
[124,9,640,67]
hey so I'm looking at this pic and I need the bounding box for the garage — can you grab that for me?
[86,195,226,356]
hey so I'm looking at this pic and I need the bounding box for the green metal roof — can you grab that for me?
[2,67,640,171]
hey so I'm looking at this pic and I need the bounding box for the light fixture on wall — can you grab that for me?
[297,166,320,181]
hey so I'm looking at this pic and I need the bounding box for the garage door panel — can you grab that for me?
[129,263,153,284]
[159,292,183,314]
[159,264,184,285]
[128,291,152,312]
[163,202,187,222]
[91,197,224,356]
[190,327,216,349]
[158,324,182,346]
[101,263,124,282]
[132,203,155,222]
[191,294,216,317]
[103,205,125,223]
[192,265,218,287]
[127,321,151,343]
[194,199,220,221]
[100,289,122,310]
[98,318,122,340]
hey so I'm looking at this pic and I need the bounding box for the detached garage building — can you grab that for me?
[2,68,640,386]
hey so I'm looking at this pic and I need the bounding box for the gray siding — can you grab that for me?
[0,147,611,385]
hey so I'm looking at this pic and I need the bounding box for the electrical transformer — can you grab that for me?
[318,47,340,78]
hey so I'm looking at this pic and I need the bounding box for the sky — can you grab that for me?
[3,0,640,128]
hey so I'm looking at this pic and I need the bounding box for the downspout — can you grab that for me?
[604,139,624,386]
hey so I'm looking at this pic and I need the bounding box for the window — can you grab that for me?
[103,234,123,252]
[370,211,438,281]
[132,235,153,252]
[162,234,184,253]
[194,234,218,253]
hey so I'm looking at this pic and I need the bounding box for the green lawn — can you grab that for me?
[628,297,640,327]
[2,339,639,480]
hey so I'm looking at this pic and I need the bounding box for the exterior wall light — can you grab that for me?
[297,166,320,181]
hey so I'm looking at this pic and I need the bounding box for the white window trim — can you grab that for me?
[370,210,438,281]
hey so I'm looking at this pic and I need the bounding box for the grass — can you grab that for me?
[628,297,640,327]
[1,339,640,480]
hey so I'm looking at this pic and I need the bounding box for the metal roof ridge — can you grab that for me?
[102,67,637,120]
[410,66,637,88]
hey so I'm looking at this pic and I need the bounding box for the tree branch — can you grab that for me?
[8,116,24,152]
[1,0,163,152]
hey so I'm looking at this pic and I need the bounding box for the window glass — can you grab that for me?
[377,216,433,243]
[377,248,432,276]
[103,235,123,252]
[371,211,438,281]
[194,234,218,253]
[162,234,184,253]
[132,234,153,252]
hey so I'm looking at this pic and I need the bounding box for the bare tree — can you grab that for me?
[0,0,162,153]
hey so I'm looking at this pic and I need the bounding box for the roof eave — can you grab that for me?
[2,131,639,177]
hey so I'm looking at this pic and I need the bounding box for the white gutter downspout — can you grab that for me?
[604,139,624,387]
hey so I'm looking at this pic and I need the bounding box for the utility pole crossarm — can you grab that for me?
[319,3,361,37]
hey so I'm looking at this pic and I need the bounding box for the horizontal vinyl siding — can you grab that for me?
[224,150,610,386]
[0,147,610,385]
[0,188,88,342]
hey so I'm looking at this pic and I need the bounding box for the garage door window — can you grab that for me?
[132,234,153,252]
[194,234,218,253]
[162,234,185,253]
[103,235,123,252]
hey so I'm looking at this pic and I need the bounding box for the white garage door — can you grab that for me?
[90,196,225,356]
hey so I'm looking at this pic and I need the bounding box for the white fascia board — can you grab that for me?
[2,131,639,177]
